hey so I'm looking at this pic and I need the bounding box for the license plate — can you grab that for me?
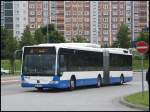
[35,84,42,87]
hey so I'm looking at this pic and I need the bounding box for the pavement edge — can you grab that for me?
[119,96,149,111]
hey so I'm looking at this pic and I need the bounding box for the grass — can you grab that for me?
[124,91,149,107]
[1,59,22,72]
[132,58,149,70]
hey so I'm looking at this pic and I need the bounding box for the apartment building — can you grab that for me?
[1,1,149,45]
[98,1,126,46]
[1,1,5,27]
[28,1,43,33]
[134,1,149,39]
[3,1,13,33]
[13,1,28,39]
[64,1,90,42]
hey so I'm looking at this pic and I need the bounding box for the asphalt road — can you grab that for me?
[1,72,148,111]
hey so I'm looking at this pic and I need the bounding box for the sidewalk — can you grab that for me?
[1,75,20,85]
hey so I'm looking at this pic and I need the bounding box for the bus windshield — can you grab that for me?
[22,47,56,76]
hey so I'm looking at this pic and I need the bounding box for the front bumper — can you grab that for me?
[21,80,70,89]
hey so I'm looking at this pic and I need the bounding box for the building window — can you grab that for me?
[85,18,89,22]
[103,30,108,35]
[103,11,108,15]
[120,17,124,22]
[16,24,20,27]
[66,18,71,22]
[73,18,77,22]
[119,10,123,15]
[16,17,19,21]
[112,11,118,16]
[66,31,71,35]
[84,11,89,15]
[103,18,108,22]
[73,11,76,16]
[23,17,26,21]
[79,18,82,22]
[120,4,124,9]
[79,31,82,35]
[16,31,20,34]
[112,4,117,9]
[29,4,35,9]
[30,11,35,15]
[103,36,109,41]
[84,31,89,35]
[103,4,108,9]
[29,17,35,22]
[112,30,117,35]
[128,17,131,22]
[79,11,83,15]
[103,24,108,28]
[66,11,70,16]
[112,24,117,29]
[112,17,117,22]
[37,4,42,8]
[37,11,42,15]
[30,24,35,28]
[37,18,41,22]
[16,10,19,14]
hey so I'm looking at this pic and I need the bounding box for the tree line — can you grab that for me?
[1,23,149,73]
[1,24,87,73]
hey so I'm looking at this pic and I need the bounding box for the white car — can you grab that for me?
[1,68,10,75]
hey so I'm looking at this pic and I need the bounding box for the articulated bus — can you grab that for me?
[21,43,132,90]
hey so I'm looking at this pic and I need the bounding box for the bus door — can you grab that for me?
[103,50,110,85]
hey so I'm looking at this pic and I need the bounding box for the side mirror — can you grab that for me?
[15,50,22,59]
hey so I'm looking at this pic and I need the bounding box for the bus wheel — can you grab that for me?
[96,76,101,88]
[70,77,76,91]
[120,75,124,85]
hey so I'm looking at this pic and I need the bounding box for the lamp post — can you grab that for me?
[47,2,49,43]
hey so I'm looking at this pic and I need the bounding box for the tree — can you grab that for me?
[40,24,65,43]
[111,23,131,48]
[34,28,46,44]
[1,27,8,59]
[72,34,87,43]
[20,26,34,48]
[5,33,19,74]
[136,31,149,44]
[48,30,65,43]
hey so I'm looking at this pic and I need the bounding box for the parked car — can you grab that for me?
[1,68,10,75]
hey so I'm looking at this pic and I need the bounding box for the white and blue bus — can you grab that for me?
[21,43,133,90]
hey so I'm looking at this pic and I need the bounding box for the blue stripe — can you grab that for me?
[76,78,97,86]
[21,76,133,89]
[110,76,133,84]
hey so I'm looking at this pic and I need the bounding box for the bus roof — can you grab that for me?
[23,43,132,55]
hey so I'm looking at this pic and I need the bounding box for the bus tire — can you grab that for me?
[120,75,124,85]
[70,77,76,91]
[96,75,101,88]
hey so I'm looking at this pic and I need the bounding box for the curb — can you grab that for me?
[1,80,20,85]
[120,96,149,111]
